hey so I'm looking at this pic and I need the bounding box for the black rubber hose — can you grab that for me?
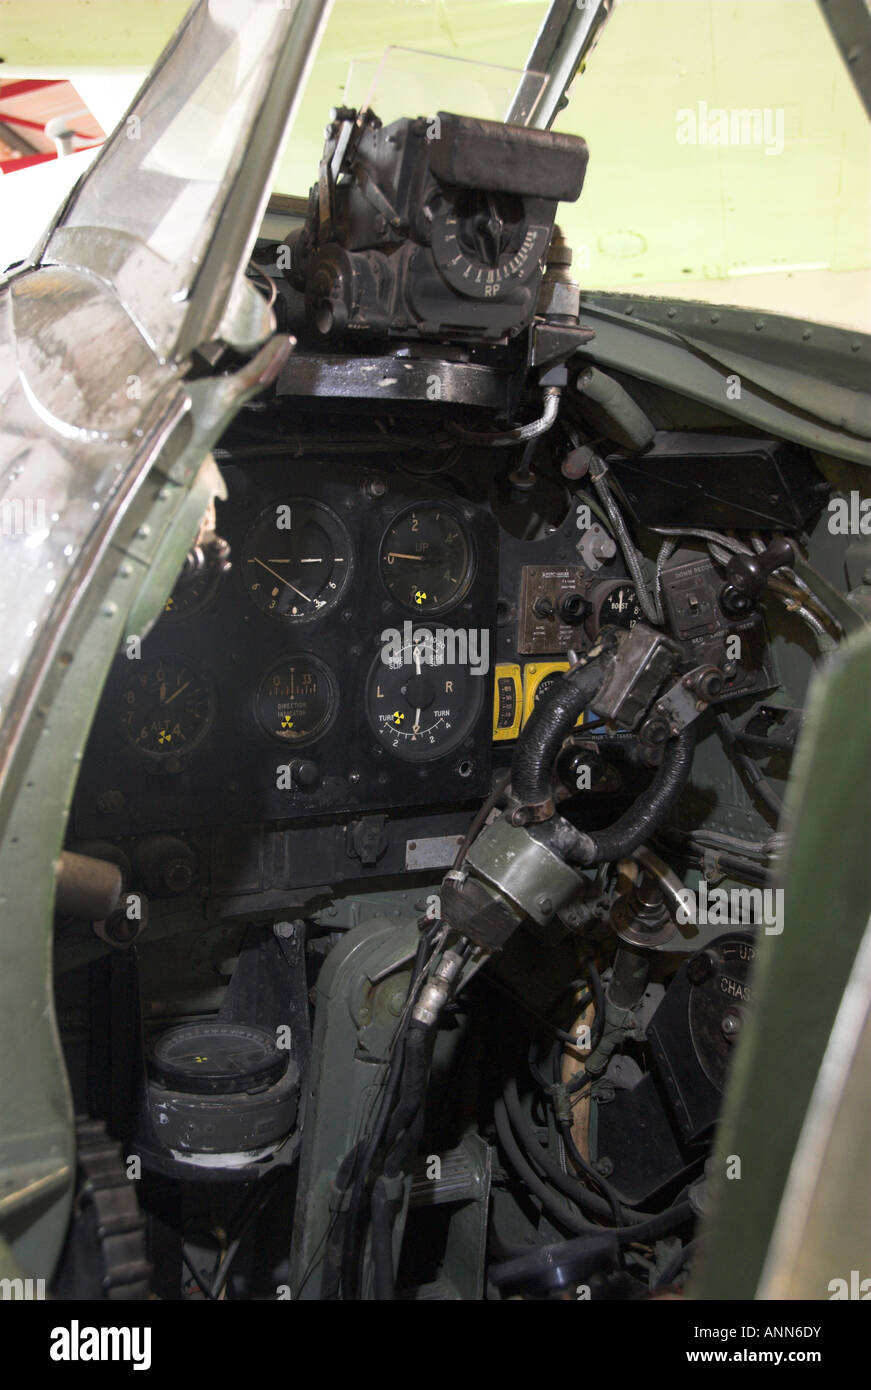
[511,645,614,807]
[490,1230,620,1295]
[489,1205,693,1295]
[370,1178,398,1301]
[616,1202,693,1245]
[382,1022,436,1172]
[541,722,697,869]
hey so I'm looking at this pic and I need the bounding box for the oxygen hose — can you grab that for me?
[510,641,696,868]
[511,639,615,809]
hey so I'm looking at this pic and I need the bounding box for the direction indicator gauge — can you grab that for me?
[379,505,473,614]
[119,657,213,760]
[366,629,483,762]
[254,656,338,745]
[242,499,351,621]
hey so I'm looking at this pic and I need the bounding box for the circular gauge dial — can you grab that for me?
[162,547,223,619]
[242,499,351,621]
[380,505,472,613]
[592,581,643,633]
[150,1022,287,1096]
[430,191,551,300]
[119,657,213,759]
[255,655,338,745]
[366,630,483,762]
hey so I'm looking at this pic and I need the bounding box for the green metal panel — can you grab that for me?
[696,626,871,1298]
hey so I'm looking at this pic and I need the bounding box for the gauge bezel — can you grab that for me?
[364,630,484,763]
[588,579,643,636]
[118,654,216,762]
[378,501,475,616]
[240,497,353,623]
[161,552,224,622]
[253,652,339,748]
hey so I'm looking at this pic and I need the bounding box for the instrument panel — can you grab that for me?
[74,463,500,836]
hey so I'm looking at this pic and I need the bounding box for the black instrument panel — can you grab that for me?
[74,461,499,837]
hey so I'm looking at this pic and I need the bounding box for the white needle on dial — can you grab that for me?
[253,556,311,605]
[412,645,423,730]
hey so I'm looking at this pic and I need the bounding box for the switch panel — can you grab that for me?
[518,565,590,654]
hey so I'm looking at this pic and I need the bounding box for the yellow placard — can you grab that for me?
[492,663,522,741]
[521,663,585,728]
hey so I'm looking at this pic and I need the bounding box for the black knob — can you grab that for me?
[533,596,556,620]
[719,537,795,616]
[291,760,320,792]
[687,949,717,985]
[559,593,591,625]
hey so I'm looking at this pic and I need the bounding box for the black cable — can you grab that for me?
[494,1095,595,1236]
[587,961,605,1050]
[558,1122,624,1227]
[504,1078,609,1221]
[495,1091,685,1245]
[335,922,439,1300]
[504,1078,634,1225]
[219,1171,286,1299]
[590,468,660,625]
[717,711,784,820]
[653,1238,697,1291]
[370,1178,398,1300]
[504,1076,657,1227]
[370,1019,439,1299]
[181,1249,216,1301]
[216,433,456,461]
[527,1005,594,1097]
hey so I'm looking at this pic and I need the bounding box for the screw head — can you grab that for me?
[721,1010,742,1041]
